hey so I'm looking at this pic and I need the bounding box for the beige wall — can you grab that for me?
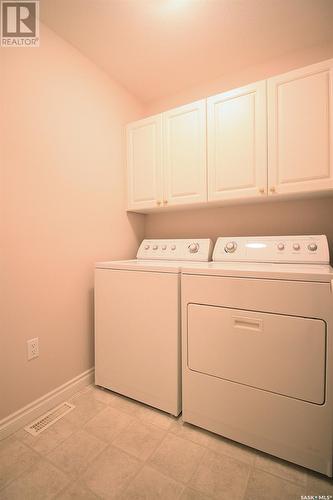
[144,42,333,256]
[145,197,333,257]
[0,24,144,420]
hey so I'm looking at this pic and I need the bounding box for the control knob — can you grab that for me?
[144,245,150,250]
[308,243,318,252]
[188,242,199,254]
[224,241,237,253]
[277,243,285,251]
[171,245,176,251]
[161,245,167,250]
[293,243,300,251]
[153,245,158,250]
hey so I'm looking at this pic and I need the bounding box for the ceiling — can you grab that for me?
[41,0,333,103]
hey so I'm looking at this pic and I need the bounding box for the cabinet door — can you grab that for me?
[126,115,163,210]
[268,59,333,195]
[207,81,267,201]
[163,100,207,206]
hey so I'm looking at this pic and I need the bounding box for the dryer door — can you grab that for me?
[187,304,326,404]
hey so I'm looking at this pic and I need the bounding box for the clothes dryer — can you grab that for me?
[182,235,333,475]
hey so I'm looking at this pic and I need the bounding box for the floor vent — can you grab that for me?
[24,402,75,436]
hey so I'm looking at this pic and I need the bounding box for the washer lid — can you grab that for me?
[181,261,333,282]
[95,259,213,273]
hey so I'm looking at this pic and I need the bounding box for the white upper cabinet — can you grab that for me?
[207,81,267,201]
[126,115,163,210]
[268,59,333,195]
[163,100,207,206]
[126,58,333,213]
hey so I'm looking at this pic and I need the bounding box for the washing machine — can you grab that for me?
[95,238,212,416]
[181,235,333,476]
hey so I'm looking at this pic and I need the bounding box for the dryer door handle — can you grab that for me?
[233,316,263,332]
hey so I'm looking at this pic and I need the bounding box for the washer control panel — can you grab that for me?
[137,239,213,261]
[213,235,329,264]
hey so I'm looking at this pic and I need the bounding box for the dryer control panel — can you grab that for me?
[213,235,329,264]
[137,239,213,261]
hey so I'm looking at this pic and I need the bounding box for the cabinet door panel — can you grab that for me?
[208,81,267,201]
[163,100,207,206]
[127,115,163,210]
[268,59,333,195]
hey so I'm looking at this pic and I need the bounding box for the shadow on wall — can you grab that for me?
[144,195,333,263]
[88,287,95,364]
[127,212,147,243]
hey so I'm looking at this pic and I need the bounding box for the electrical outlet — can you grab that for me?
[27,338,39,360]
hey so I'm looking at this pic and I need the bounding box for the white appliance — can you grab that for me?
[95,238,212,416]
[181,235,333,476]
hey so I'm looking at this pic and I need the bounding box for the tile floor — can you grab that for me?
[1,384,333,499]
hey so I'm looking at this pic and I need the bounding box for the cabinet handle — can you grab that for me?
[163,200,168,205]
[270,186,276,193]
[156,200,161,206]
[259,188,265,194]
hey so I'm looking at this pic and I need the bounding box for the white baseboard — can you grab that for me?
[0,367,95,441]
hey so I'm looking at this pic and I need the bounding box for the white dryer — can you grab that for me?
[95,238,212,416]
[181,235,333,476]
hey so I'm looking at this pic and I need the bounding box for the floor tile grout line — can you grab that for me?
[189,444,255,500]
[241,462,257,500]
[132,412,174,433]
[146,432,207,488]
[52,481,72,500]
[0,436,63,493]
[117,460,149,498]
[110,422,168,462]
[56,401,109,430]
[81,403,171,455]
[254,450,310,487]
[52,479,103,500]
[43,450,86,481]
[0,461,36,493]
[43,436,110,481]
[77,436,188,500]
[253,465,309,489]
[83,406,136,442]
[186,445,210,488]
[43,424,107,460]
[143,464,188,494]
[169,422,258,468]
[114,455,184,500]
[144,458,199,492]
[76,442,120,486]
[0,453,72,496]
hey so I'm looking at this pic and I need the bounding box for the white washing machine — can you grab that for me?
[95,238,212,416]
[181,235,333,476]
